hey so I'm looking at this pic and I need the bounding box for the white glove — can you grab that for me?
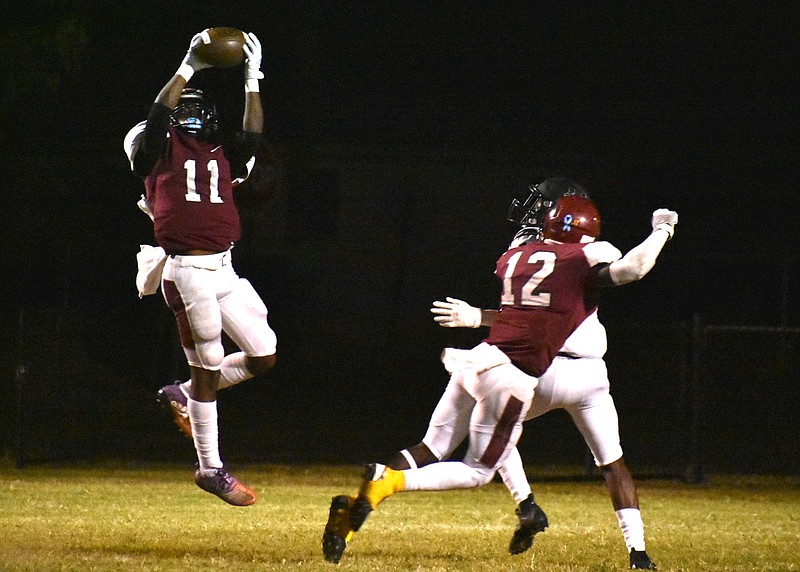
[244,32,264,80]
[651,209,678,239]
[431,297,482,328]
[177,30,213,80]
[137,195,155,221]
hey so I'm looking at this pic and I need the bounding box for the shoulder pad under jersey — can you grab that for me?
[123,121,147,169]
[582,241,622,266]
[232,156,256,187]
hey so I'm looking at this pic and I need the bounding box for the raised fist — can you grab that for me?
[651,209,678,239]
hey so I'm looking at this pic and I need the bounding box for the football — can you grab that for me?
[193,27,246,68]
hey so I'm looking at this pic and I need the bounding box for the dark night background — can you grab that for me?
[2,2,798,476]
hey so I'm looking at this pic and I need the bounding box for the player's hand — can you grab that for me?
[431,297,482,328]
[651,209,678,239]
[244,32,264,80]
[180,30,213,73]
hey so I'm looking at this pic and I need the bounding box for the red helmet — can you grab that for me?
[542,195,601,243]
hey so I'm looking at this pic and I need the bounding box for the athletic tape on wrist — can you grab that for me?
[654,223,674,239]
[244,78,260,93]
[176,63,194,81]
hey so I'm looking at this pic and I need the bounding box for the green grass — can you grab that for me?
[1,461,798,571]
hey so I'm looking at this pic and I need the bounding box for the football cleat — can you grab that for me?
[194,467,257,506]
[630,549,657,570]
[509,494,549,554]
[350,463,405,532]
[322,495,356,563]
[156,381,192,439]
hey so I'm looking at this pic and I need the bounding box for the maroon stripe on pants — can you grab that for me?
[162,279,195,350]
[479,396,523,467]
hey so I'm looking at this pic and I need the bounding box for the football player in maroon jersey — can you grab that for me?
[323,186,676,569]
[124,31,275,506]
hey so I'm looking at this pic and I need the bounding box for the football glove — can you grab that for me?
[244,32,264,80]
[651,209,678,239]
[431,297,482,328]
[177,30,212,80]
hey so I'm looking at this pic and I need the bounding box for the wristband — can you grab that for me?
[176,63,194,82]
[245,78,260,93]
[654,223,674,239]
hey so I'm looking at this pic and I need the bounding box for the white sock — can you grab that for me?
[498,448,532,504]
[188,398,223,471]
[404,462,492,491]
[616,508,646,552]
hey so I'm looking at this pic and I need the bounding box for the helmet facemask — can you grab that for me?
[169,89,218,139]
[507,184,556,242]
[507,178,591,244]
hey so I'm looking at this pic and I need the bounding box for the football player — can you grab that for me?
[124,31,275,506]
[322,179,575,562]
[324,183,675,570]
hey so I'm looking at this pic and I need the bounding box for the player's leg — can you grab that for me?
[565,359,655,569]
[392,363,534,496]
[498,361,568,554]
[501,448,549,555]
[390,374,475,469]
[163,256,256,506]
[324,369,474,562]
[219,275,278,388]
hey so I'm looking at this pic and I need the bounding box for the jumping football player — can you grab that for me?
[124,30,275,506]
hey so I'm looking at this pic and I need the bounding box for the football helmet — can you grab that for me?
[169,88,218,137]
[542,194,601,243]
[507,178,591,245]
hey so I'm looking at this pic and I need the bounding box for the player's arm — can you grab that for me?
[431,297,498,328]
[227,32,264,179]
[595,209,678,286]
[133,32,211,176]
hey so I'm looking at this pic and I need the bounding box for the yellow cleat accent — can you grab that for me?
[358,463,406,509]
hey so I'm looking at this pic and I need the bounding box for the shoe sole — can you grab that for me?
[322,495,353,563]
[509,517,548,555]
[196,479,257,506]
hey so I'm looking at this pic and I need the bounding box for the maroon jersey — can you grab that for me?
[144,127,241,253]
[484,241,615,377]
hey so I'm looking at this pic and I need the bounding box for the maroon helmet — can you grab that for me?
[542,195,601,243]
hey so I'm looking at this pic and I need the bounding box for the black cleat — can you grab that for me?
[322,495,355,563]
[630,549,657,569]
[509,494,549,555]
[350,497,373,532]
[156,381,192,439]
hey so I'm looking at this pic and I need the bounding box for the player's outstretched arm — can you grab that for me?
[155,31,213,110]
[431,297,498,328]
[608,209,678,285]
[242,32,264,134]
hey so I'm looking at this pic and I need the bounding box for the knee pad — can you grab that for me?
[194,339,224,370]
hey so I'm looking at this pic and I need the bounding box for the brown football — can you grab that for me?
[193,27,246,68]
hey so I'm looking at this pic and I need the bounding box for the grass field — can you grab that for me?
[1,461,798,571]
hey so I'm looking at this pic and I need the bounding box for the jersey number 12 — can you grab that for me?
[500,250,556,307]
